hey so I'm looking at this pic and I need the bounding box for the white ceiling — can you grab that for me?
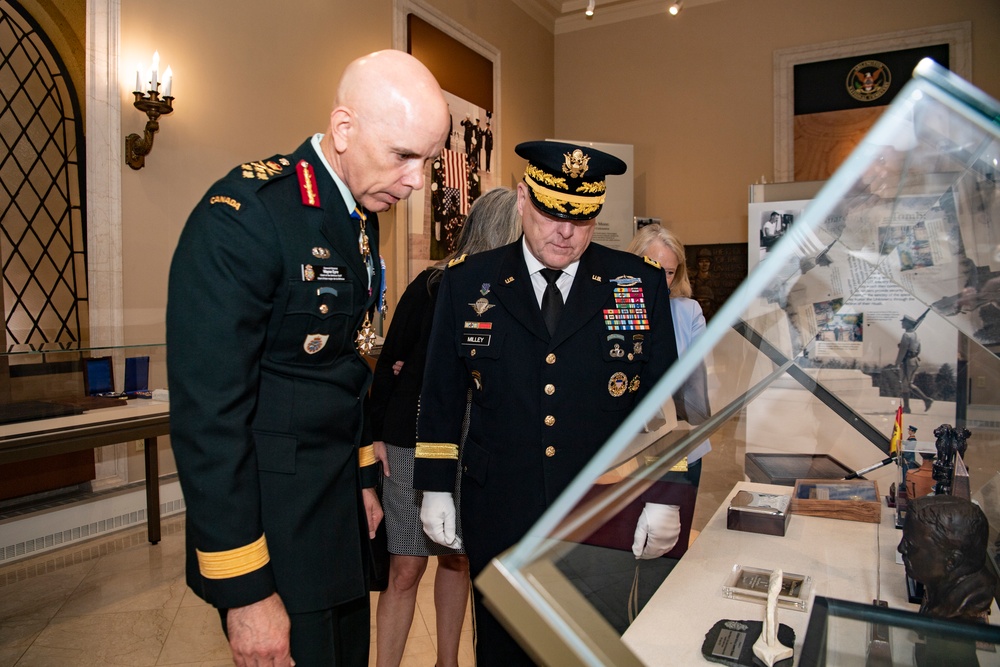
[511,0,726,34]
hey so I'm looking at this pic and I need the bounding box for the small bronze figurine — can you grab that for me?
[898,495,998,621]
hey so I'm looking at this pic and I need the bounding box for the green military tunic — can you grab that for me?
[167,138,379,612]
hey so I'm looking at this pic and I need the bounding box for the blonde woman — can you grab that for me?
[627,224,711,483]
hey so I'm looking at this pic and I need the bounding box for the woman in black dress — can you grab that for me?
[370,187,520,667]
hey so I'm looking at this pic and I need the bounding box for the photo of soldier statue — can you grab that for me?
[894,308,934,414]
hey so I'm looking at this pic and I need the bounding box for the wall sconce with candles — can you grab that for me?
[125,51,174,170]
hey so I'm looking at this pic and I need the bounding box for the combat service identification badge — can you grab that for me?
[303,333,329,354]
[609,372,628,397]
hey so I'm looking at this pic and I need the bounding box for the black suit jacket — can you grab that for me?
[167,139,379,612]
[414,240,678,575]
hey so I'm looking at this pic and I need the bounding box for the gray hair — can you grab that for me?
[625,223,692,298]
[448,187,521,260]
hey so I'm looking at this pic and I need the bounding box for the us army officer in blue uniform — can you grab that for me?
[166,51,449,667]
[415,141,680,666]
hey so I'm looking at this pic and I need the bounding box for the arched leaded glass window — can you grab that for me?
[0,1,86,352]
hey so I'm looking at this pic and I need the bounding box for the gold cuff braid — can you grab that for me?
[358,444,376,468]
[197,534,270,580]
[414,442,459,461]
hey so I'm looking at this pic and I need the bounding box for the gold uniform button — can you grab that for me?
[545,446,556,457]
[544,384,555,395]
[470,349,477,357]
[544,415,555,426]
[546,353,557,365]
[318,304,329,314]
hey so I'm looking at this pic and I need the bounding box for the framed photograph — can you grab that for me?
[722,565,812,612]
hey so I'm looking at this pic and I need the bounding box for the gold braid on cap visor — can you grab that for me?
[524,173,605,217]
[196,534,270,579]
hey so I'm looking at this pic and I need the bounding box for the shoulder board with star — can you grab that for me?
[447,254,468,268]
[643,256,661,269]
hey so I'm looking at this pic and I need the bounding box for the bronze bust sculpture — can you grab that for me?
[898,495,998,621]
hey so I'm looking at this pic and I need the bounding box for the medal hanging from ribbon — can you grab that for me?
[351,207,377,355]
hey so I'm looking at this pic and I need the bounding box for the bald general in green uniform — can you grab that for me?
[414,141,680,666]
[166,50,449,667]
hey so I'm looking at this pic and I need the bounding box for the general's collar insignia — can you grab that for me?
[297,160,320,207]
[562,148,590,179]
[448,254,468,268]
[470,297,495,317]
[312,247,331,259]
[278,157,291,167]
[610,275,641,287]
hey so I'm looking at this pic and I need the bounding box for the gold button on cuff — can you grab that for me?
[319,304,329,314]
[544,415,555,426]
[545,446,556,457]
[546,353,557,364]
[544,384,555,395]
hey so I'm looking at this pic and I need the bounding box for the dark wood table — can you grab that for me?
[0,400,170,543]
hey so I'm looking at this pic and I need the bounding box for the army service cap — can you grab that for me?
[516,140,627,221]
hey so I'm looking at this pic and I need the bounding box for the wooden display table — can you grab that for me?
[0,400,170,543]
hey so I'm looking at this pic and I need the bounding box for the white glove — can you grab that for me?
[632,503,681,559]
[420,491,462,549]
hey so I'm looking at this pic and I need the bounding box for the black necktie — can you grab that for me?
[540,268,563,335]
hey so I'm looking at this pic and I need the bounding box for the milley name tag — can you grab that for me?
[462,333,492,347]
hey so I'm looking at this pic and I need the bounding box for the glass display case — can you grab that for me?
[800,597,1000,667]
[0,341,166,415]
[476,59,1000,665]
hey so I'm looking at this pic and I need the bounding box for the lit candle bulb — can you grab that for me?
[135,68,141,93]
[150,51,160,92]
[162,66,173,97]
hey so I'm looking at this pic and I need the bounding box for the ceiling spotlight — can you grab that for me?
[668,1,682,15]
[586,0,595,16]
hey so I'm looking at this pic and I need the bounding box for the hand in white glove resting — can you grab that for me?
[632,502,681,559]
[420,491,462,550]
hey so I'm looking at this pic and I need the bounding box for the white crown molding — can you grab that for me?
[511,0,561,32]
[515,0,713,35]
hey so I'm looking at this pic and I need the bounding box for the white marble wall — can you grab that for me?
[86,0,128,485]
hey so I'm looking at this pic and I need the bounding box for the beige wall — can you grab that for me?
[554,0,1000,245]
[119,0,553,346]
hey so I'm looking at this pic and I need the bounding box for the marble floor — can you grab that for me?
[0,514,475,667]
[0,419,746,667]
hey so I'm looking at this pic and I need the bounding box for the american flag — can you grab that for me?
[442,148,469,215]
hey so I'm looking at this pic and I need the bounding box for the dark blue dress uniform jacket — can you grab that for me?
[166,139,379,613]
[414,240,678,577]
